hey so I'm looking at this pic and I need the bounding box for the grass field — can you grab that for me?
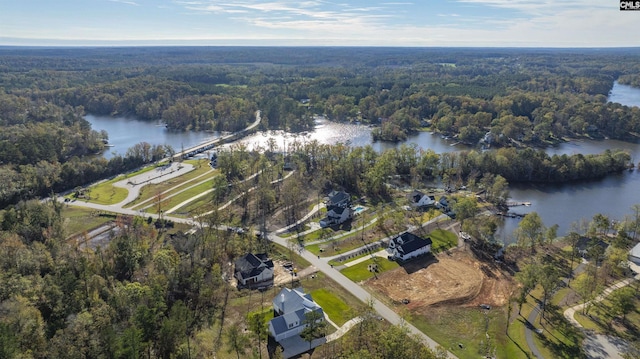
[340,257,399,282]
[429,228,458,252]
[573,283,640,341]
[311,288,352,326]
[83,180,129,205]
[76,163,168,205]
[412,306,522,359]
[126,163,214,209]
[144,178,217,214]
[62,206,115,237]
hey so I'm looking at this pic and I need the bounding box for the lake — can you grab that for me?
[85,114,221,160]
[497,82,640,241]
[85,81,640,241]
[225,116,459,154]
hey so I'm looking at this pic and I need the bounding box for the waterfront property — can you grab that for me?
[234,253,274,287]
[576,237,609,258]
[387,232,433,261]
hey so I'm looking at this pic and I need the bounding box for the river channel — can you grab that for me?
[85,82,640,241]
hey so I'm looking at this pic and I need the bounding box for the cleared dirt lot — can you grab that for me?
[366,248,514,309]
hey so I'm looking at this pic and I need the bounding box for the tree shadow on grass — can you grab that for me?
[537,304,584,359]
[507,331,533,359]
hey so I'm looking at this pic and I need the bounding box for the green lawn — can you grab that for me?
[429,228,458,253]
[76,163,169,205]
[572,284,640,341]
[62,206,116,237]
[340,257,399,282]
[144,178,216,214]
[412,305,522,359]
[126,164,214,209]
[82,181,128,205]
[311,288,351,326]
[532,299,584,359]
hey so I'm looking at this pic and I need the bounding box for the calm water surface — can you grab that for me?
[497,82,640,240]
[85,82,640,241]
[86,114,221,160]
[225,116,460,154]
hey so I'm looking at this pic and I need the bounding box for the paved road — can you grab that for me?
[525,303,544,359]
[268,223,458,358]
[564,262,640,327]
[524,260,588,359]
[174,110,262,158]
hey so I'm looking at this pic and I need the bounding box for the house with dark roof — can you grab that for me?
[268,287,324,342]
[234,253,274,287]
[326,190,351,209]
[575,237,609,258]
[387,232,432,261]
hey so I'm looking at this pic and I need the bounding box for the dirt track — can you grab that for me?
[367,248,514,309]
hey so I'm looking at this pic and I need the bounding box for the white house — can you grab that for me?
[268,287,324,342]
[630,242,640,266]
[409,191,436,208]
[319,206,352,228]
[234,253,274,287]
[387,232,432,261]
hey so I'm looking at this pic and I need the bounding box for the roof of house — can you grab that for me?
[234,253,274,279]
[631,242,640,258]
[410,190,425,203]
[269,305,324,336]
[392,232,432,254]
[576,237,609,252]
[273,287,315,311]
[270,287,323,335]
[327,190,350,205]
[328,206,349,216]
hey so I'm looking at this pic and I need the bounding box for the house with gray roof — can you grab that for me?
[387,232,432,261]
[268,287,324,342]
[319,206,353,228]
[234,253,274,287]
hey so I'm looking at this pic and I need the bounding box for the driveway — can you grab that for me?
[268,231,457,358]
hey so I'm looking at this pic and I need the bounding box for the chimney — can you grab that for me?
[280,293,285,313]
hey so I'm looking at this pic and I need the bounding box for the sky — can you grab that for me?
[0,0,638,47]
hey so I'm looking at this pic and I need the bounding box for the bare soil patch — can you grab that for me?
[366,248,514,309]
[272,260,318,286]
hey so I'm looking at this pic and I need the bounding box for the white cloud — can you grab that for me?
[108,0,140,6]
